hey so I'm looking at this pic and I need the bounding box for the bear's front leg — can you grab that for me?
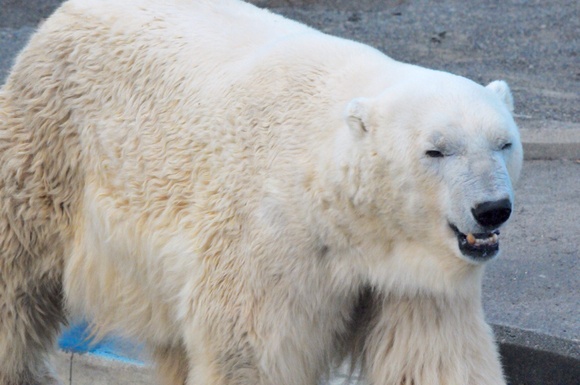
[0,249,64,385]
[361,293,505,385]
[179,276,343,385]
[0,200,65,385]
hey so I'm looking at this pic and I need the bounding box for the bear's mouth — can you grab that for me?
[449,224,500,261]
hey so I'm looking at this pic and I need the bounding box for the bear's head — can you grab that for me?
[335,72,523,265]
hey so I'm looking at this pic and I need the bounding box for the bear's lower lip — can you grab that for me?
[449,224,500,261]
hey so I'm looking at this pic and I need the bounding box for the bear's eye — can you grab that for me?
[501,142,512,150]
[425,150,444,158]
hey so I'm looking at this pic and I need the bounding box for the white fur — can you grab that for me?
[0,0,522,384]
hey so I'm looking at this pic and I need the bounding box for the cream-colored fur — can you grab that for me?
[0,0,522,384]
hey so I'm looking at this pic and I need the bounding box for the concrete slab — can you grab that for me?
[0,26,36,82]
[52,350,359,385]
[0,0,62,28]
[54,351,155,385]
[495,326,580,385]
[482,160,580,341]
[519,121,580,160]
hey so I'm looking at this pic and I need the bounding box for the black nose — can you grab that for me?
[472,198,512,228]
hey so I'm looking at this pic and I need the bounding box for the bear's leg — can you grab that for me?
[180,313,264,385]
[152,343,189,385]
[361,294,506,385]
[0,217,65,385]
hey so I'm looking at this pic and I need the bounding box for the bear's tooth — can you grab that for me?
[492,233,498,243]
[466,233,476,245]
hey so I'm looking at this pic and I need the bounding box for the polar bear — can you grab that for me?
[0,0,522,384]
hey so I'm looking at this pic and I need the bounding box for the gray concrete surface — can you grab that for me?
[1,0,578,384]
[485,159,579,342]
[54,351,155,385]
[53,351,359,385]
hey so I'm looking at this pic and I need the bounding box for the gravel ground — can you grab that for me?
[268,0,579,125]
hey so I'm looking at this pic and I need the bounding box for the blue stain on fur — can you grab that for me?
[58,322,145,366]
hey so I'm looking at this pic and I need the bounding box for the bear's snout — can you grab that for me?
[471,198,512,229]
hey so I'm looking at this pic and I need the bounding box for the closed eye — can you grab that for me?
[425,150,444,158]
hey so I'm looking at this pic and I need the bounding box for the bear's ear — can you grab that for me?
[344,97,372,136]
[486,80,514,113]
